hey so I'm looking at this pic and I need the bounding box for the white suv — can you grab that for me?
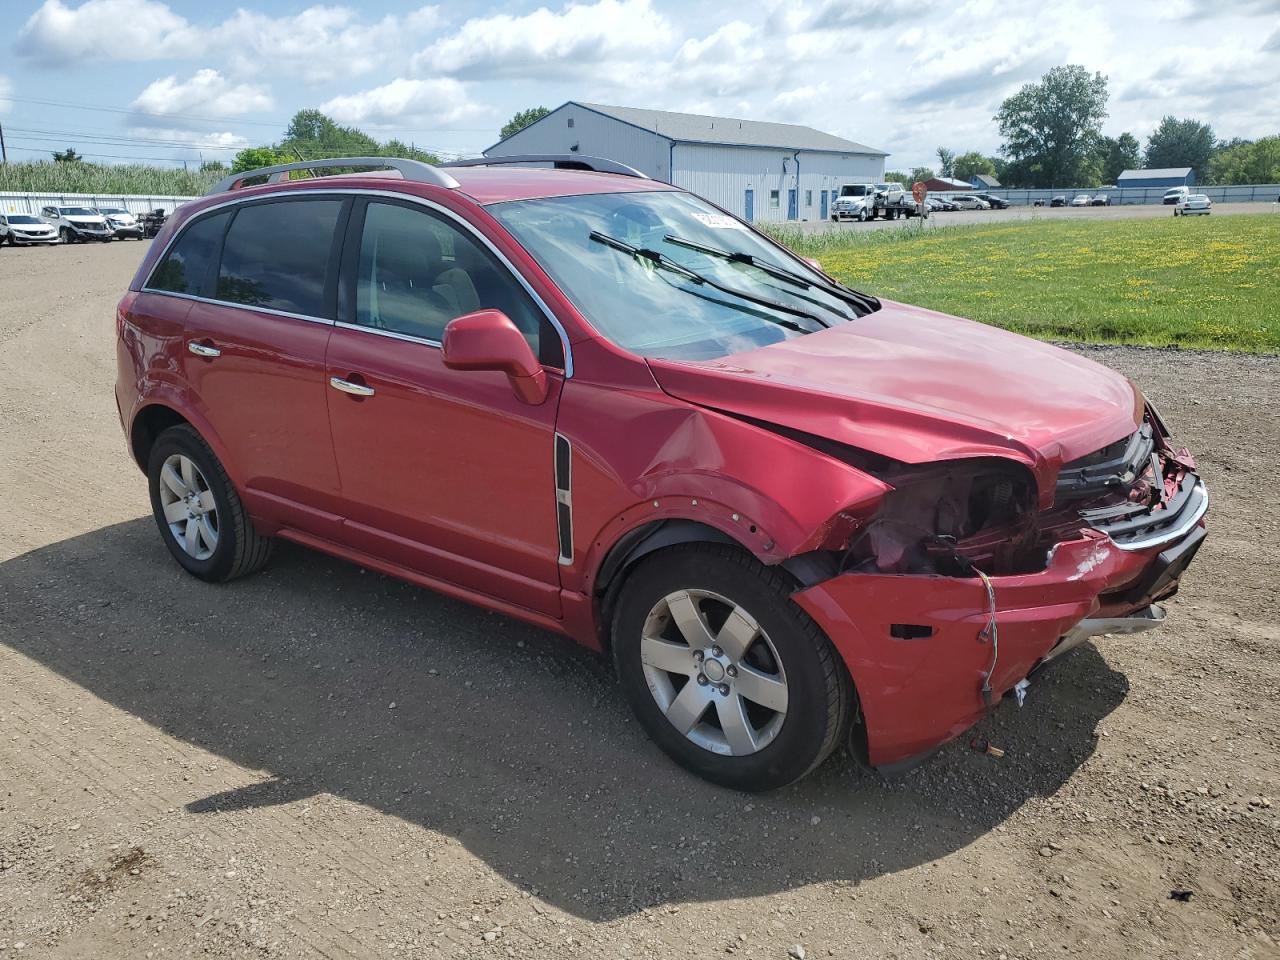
[1162,186,1191,205]
[40,205,113,243]
[0,213,59,246]
[96,207,144,239]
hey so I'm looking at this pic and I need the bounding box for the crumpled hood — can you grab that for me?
[646,299,1140,506]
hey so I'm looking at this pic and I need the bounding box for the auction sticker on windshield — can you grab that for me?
[691,212,746,230]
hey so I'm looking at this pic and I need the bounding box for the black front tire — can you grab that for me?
[147,424,273,582]
[612,544,852,791]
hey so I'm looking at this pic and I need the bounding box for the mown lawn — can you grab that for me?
[766,213,1280,352]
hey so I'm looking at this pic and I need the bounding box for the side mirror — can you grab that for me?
[441,309,549,405]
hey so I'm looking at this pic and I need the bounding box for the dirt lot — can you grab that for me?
[1,241,1276,959]
[795,199,1280,233]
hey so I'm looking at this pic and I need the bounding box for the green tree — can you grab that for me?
[935,147,955,177]
[1144,116,1216,182]
[995,65,1109,187]
[52,147,83,162]
[1208,135,1280,184]
[1097,132,1140,184]
[231,146,289,174]
[883,170,911,185]
[953,151,997,182]
[500,106,551,141]
[908,166,935,184]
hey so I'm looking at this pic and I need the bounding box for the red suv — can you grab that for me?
[116,156,1207,790]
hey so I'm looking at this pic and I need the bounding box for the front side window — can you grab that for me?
[353,201,554,362]
[490,190,865,361]
[217,200,342,316]
[148,211,231,296]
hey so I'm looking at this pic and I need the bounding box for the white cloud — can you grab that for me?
[128,127,250,154]
[17,0,441,81]
[416,0,675,78]
[320,78,483,127]
[131,70,272,125]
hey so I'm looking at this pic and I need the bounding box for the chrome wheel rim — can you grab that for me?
[640,589,788,756]
[158,454,219,560]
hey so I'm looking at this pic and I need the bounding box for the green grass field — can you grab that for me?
[765,213,1280,352]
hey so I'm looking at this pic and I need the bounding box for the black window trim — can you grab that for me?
[138,187,573,377]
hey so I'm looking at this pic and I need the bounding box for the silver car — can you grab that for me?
[0,213,59,246]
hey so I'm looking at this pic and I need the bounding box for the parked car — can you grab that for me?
[1090,194,1111,206]
[924,196,957,212]
[973,193,1009,209]
[97,207,145,239]
[41,205,113,243]
[0,213,59,246]
[1163,186,1191,205]
[1049,195,1067,207]
[1174,194,1212,216]
[116,155,1208,791]
[1069,194,1091,207]
[137,209,169,239]
[873,181,917,219]
[831,183,876,221]
[949,195,990,210]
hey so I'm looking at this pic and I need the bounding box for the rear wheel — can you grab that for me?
[147,424,273,582]
[612,544,851,791]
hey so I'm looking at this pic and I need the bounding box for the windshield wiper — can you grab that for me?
[663,233,879,316]
[589,231,827,331]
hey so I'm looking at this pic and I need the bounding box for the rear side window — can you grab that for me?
[148,211,231,296]
[216,200,342,316]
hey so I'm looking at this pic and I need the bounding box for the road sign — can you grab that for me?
[912,181,927,204]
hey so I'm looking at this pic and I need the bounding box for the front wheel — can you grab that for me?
[147,424,273,582]
[612,544,852,791]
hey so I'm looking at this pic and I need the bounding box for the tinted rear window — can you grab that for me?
[148,211,231,296]
[216,200,342,316]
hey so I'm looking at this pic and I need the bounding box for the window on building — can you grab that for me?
[567,118,574,128]
[805,190,813,207]
[769,190,780,208]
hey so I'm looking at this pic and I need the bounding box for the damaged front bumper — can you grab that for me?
[792,513,1206,768]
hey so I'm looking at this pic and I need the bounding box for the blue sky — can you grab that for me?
[1,0,1277,170]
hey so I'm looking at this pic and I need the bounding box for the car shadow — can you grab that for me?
[1,518,1129,921]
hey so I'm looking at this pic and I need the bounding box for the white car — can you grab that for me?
[96,207,144,239]
[40,204,113,243]
[1163,186,1191,205]
[0,213,59,246]
[949,195,990,210]
[1069,194,1091,207]
[1174,194,1212,216]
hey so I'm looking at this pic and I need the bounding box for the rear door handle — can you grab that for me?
[188,341,221,358]
[329,376,375,397]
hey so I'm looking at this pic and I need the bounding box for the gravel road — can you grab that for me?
[1,241,1276,959]
[790,199,1280,234]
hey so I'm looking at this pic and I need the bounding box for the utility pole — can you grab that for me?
[0,122,8,164]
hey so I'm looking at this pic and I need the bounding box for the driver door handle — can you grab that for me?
[329,376,375,398]
[187,341,221,358]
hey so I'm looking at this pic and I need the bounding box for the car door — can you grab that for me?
[142,196,348,539]
[324,196,566,617]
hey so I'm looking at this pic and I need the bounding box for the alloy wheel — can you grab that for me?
[157,453,219,560]
[639,589,789,756]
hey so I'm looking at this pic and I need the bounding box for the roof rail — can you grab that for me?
[440,155,649,180]
[207,156,460,195]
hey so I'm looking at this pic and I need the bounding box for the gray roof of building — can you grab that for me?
[1117,167,1193,180]
[573,102,888,156]
[972,173,1001,187]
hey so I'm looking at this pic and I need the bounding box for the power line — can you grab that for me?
[4,144,197,164]
[0,93,496,135]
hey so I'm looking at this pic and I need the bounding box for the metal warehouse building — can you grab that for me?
[1116,167,1196,188]
[484,101,887,223]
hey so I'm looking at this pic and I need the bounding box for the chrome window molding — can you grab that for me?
[141,187,574,377]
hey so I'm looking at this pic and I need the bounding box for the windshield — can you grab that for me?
[8,216,42,224]
[489,190,866,361]
[60,207,98,216]
[839,185,872,197]
[98,208,127,215]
